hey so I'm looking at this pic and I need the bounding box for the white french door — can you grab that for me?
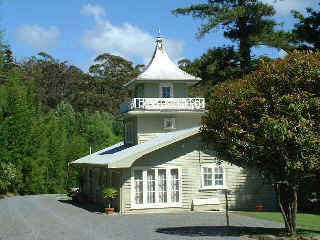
[132,167,181,208]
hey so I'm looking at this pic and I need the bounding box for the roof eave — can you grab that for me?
[108,128,200,168]
[124,78,200,88]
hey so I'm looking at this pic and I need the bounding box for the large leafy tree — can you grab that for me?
[172,0,290,74]
[89,53,140,115]
[21,52,84,110]
[202,51,320,235]
[292,2,320,50]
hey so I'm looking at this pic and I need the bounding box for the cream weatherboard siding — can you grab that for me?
[136,115,201,144]
[133,82,189,98]
[78,134,277,213]
[143,83,158,98]
[173,83,188,98]
[119,135,277,213]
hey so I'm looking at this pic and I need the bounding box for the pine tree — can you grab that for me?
[178,46,241,97]
[292,2,320,49]
[172,0,291,73]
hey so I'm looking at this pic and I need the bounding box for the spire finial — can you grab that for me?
[156,27,163,50]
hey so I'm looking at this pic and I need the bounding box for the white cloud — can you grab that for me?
[16,25,60,50]
[262,0,317,15]
[80,4,185,64]
[80,3,105,22]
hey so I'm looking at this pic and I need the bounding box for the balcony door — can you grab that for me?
[160,83,173,98]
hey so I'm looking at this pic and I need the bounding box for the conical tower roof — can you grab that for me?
[126,31,200,87]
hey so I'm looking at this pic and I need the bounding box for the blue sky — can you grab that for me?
[1,0,319,72]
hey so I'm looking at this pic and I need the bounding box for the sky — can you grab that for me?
[1,0,319,72]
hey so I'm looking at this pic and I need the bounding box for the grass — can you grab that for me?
[234,211,320,238]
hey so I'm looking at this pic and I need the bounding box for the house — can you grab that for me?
[71,31,277,214]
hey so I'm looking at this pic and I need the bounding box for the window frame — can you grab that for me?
[131,166,182,209]
[136,84,144,98]
[124,121,134,145]
[200,163,225,190]
[163,118,176,130]
[159,83,173,98]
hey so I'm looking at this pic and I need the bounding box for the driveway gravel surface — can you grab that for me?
[0,195,283,240]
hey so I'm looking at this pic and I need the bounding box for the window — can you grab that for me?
[134,170,143,204]
[147,169,156,204]
[89,169,94,194]
[170,169,180,203]
[164,118,176,130]
[124,121,134,144]
[132,167,181,208]
[160,84,173,98]
[158,169,167,203]
[136,85,144,98]
[201,164,224,189]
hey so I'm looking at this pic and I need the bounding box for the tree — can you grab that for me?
[202,51,320,235]
[21,52,84,110]
[292,2,320,50]
[89,53,140,115]
[178,46,241,97]
[0,43,17,84]
[172,0,291,74]
[0,36,124,195]
[0,69,37,193]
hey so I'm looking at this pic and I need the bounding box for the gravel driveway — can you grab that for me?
[0,195,282,240]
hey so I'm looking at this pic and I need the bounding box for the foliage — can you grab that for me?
[103,187,118,208]
[0,46,122,194]
[20,53,85,111]
[292,2,320,50]
[89,53,140,115]
[178,46,241,97]
[202,51,320,235]
[0,162,16,194]
[172,0,291,74]
[103,187,118,200]
[20,51,139,116]
[236,212,320,234]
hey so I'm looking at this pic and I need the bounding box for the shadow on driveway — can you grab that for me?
[58,199,105,213]
[156,226,320,237]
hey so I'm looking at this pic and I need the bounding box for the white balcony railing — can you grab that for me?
[120,98,205,113]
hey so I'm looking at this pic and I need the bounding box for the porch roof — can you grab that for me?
[71,126,200,168]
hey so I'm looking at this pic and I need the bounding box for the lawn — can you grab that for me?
[234,211,320,238]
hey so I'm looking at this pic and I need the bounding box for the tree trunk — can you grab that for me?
[274,183,298,236]
[238,17,251,75]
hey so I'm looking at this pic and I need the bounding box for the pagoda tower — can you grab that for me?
[120,31,205,146]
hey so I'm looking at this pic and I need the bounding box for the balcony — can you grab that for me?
[120,98,205,114]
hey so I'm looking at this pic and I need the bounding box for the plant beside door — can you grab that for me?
[103,187,118,215]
